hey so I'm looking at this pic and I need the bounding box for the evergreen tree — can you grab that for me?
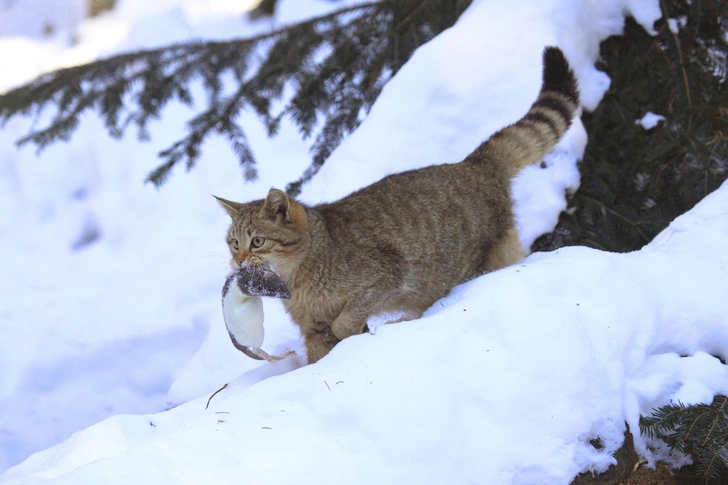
[0,0,472,194]
[533,0,728,253]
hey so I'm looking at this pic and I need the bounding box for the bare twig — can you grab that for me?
[205,383,228,410]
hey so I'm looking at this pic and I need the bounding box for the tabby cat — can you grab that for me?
[215,46,579,363]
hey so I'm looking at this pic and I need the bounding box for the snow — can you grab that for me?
[0,0,84,43]
[666,16,687,34]
[4,182,728,484]
[366,310,407,335]
[3,0,725,483]
[636,111,667,130]
[0,0,340,472]
[667,18,679,33]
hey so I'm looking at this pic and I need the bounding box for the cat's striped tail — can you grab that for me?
[479,46,580,177]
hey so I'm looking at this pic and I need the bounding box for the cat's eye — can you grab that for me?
[251,236,265,248]
[231,238,239,250]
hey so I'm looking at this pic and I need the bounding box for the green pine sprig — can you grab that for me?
[641,395,728,483]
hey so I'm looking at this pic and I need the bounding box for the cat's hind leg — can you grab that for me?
[484,227,526,273]
[331,293,386,340]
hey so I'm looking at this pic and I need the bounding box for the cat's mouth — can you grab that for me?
[235,263,291,299]
[230,257,266,271]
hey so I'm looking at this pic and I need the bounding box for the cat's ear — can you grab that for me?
[213,196,243,218]
[261,188,306,227]
[262,188,290,219]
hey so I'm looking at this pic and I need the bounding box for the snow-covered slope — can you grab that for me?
[4,157,728,485]
[0,0,362,472]
[4,0,723,483]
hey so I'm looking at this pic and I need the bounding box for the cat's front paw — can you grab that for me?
[331,314,365,340]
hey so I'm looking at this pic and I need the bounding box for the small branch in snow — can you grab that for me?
[205,383,228,410]
[581,195,650,243]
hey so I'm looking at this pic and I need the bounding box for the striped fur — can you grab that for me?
[477,46,579,177]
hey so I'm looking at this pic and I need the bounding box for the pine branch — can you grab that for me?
[640,400,690,438]
[640,395,728,483]
[0,0,472,191]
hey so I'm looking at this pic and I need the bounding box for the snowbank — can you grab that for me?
[4,175,728,485]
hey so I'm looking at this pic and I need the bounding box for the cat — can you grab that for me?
[215,46,579,363]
